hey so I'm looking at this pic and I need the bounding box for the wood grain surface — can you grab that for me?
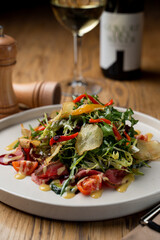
[0,0,160,239]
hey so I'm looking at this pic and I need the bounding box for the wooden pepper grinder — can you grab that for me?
[0,26,19,118]
[13,81,61,109]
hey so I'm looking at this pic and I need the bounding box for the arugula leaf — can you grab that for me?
[100,122,114,137]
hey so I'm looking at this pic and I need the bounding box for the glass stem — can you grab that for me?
[73,33,84,83]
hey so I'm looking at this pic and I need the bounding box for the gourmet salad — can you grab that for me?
[1,94,160,198]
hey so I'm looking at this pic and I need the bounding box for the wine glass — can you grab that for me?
[51,0,106,96]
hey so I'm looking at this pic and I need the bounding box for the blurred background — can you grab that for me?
[0,0,160,111]
[0,1,160,238]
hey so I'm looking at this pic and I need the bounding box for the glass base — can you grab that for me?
[61,78,102,97]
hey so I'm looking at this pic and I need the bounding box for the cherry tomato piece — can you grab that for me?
[77,174,102,195]
[12,160,38,175]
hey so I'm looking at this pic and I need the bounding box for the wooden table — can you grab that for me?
[0,0,160,239]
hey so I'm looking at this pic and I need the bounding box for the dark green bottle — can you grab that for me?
[100,0,144,80]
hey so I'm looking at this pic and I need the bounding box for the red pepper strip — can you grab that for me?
[50,132,79,146]
[73,94,99,104]
[124,131,131,141]
[89,118,111,125]
[124,131,131,145]
[89,118,122,141]
[34,124,46,131]
[23,148,30,154]
[23,148,30,160]
[73,94,114,107]
[112,127,122,141]
[73,94,85,103]
[104,99,113,107]
[87,95,100,104]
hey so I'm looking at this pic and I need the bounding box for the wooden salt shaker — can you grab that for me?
[0,26,19,118]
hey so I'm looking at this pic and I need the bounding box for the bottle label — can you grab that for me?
[100,12,144,71]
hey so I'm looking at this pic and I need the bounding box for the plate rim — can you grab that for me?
[0,105,160,130]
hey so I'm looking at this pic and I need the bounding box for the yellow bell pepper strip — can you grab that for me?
[50,132,79,146]
[71,104,105,116]
[71,97,114,116]
[73,94,100,104]
[89,118,122,141]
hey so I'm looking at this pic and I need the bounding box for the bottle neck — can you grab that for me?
[105,0,144,13]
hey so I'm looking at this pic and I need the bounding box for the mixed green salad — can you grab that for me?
[1,94,159,198]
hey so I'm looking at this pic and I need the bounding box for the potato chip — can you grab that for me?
[75,124,103,155]
[51,102,75,121]
[18,138,31,149]
[21,124,31,138]
[134,139,160,161]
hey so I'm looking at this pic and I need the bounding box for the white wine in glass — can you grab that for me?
[51,0,106,96]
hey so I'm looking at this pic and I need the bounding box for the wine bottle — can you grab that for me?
[100,0,144,80]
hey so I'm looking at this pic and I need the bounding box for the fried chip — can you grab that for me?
[51,102,75,121]
[21,124,31,138]
[134,139,160,161]
[75,124,103,155]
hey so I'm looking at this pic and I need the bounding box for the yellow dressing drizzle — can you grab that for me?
[14,172,26,180]
[39,184,51,191]
[146,133,153,141]
[90,189,103,199]
[5,140,18,151]
[62,192,75,199]
[116,174,135,193]
[135,129,141,135]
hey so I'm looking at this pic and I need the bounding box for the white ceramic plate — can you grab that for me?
[0,105,160,221]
